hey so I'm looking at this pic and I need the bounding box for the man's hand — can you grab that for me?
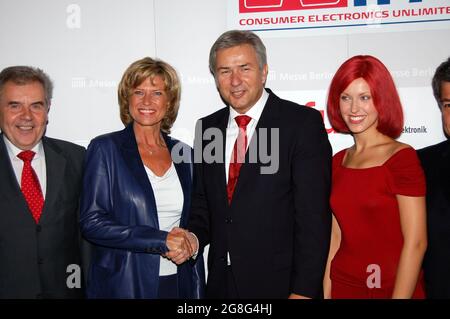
[164,227,194,265]
[185,229,199,256]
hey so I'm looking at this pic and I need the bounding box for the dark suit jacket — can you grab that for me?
[188,89,332,298]
[0,133,85,298]
[418,139,450,298]
[80,124,205,299]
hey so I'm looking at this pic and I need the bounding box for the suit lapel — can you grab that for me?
[120,124,159,228]
[231,90,281,206]
[40,137,66,224]
[212,110,229,207]
[0,134,30,213]
[442,140,450,159]
[441,140,450,199]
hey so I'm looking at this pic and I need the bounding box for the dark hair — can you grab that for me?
[209,30,267,77]
[0,66,53,106]
[327,55,403,138]
[431,57,450,108]
[118,57,181,133]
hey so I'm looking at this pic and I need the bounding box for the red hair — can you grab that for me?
[326,55,403,138]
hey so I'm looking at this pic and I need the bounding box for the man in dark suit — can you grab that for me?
[0,66,86,298]
[418,57,450,299]
[186,30,332,299]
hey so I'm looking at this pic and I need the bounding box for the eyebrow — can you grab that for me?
[217,63,251,70]
[134,87,165,92]
[7,100,45,106]
[340,91,370,95]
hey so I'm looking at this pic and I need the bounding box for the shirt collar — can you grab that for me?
[228,89,269,125]
[3,135,44,160]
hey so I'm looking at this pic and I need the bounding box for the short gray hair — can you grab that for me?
[209,30,267,77]
[0,66,53,106]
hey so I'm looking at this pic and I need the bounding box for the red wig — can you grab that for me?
[326,55,403,138]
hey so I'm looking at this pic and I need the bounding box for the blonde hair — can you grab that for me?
[118,57,181,133]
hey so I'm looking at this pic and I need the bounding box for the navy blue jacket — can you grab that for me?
[80,124,205,298]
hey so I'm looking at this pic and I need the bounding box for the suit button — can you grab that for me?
[36,225,42,232]
[220,256,226,262]
[225,217,233,224]
[38,258,44,265]
[36,293,44,299]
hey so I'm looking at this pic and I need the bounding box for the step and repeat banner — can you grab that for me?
[230,0,450,34]
[227,0,450,151]
[0,0,449,153]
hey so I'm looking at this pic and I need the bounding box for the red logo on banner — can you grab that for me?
[306,101,335,134]
[239,0,348,13]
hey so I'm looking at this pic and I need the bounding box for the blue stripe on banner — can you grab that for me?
[354,0,422,6]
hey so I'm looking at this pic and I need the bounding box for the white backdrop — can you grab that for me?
[1,0,449,285]
[1,0,449,152]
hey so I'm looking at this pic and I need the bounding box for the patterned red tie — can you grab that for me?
[17,150,44,223]
[227,115,252,204]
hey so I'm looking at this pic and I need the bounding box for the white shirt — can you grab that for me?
[145,162,184,276]
[190,90,270,264]
[224,89,269,265]
[225,89,269,183]
[3,135,47,198]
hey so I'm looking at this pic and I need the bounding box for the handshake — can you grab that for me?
[164,227,198,265]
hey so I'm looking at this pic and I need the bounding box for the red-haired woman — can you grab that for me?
[323,55,427,299]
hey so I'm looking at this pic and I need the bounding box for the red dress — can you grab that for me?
[330,147,426,299]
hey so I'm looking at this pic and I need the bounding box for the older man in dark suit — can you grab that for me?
[0,66,86,298]
[187,30,332,299]
[418,57,450,299]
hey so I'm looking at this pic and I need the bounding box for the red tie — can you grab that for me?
[17,150,44,223]
[227,115,252,204]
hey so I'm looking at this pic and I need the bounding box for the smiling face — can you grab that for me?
[339,77,379,136]
[128,76,169,130]
[0,81,49,150]
[214,44,268,114]
[439,81,450,137]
